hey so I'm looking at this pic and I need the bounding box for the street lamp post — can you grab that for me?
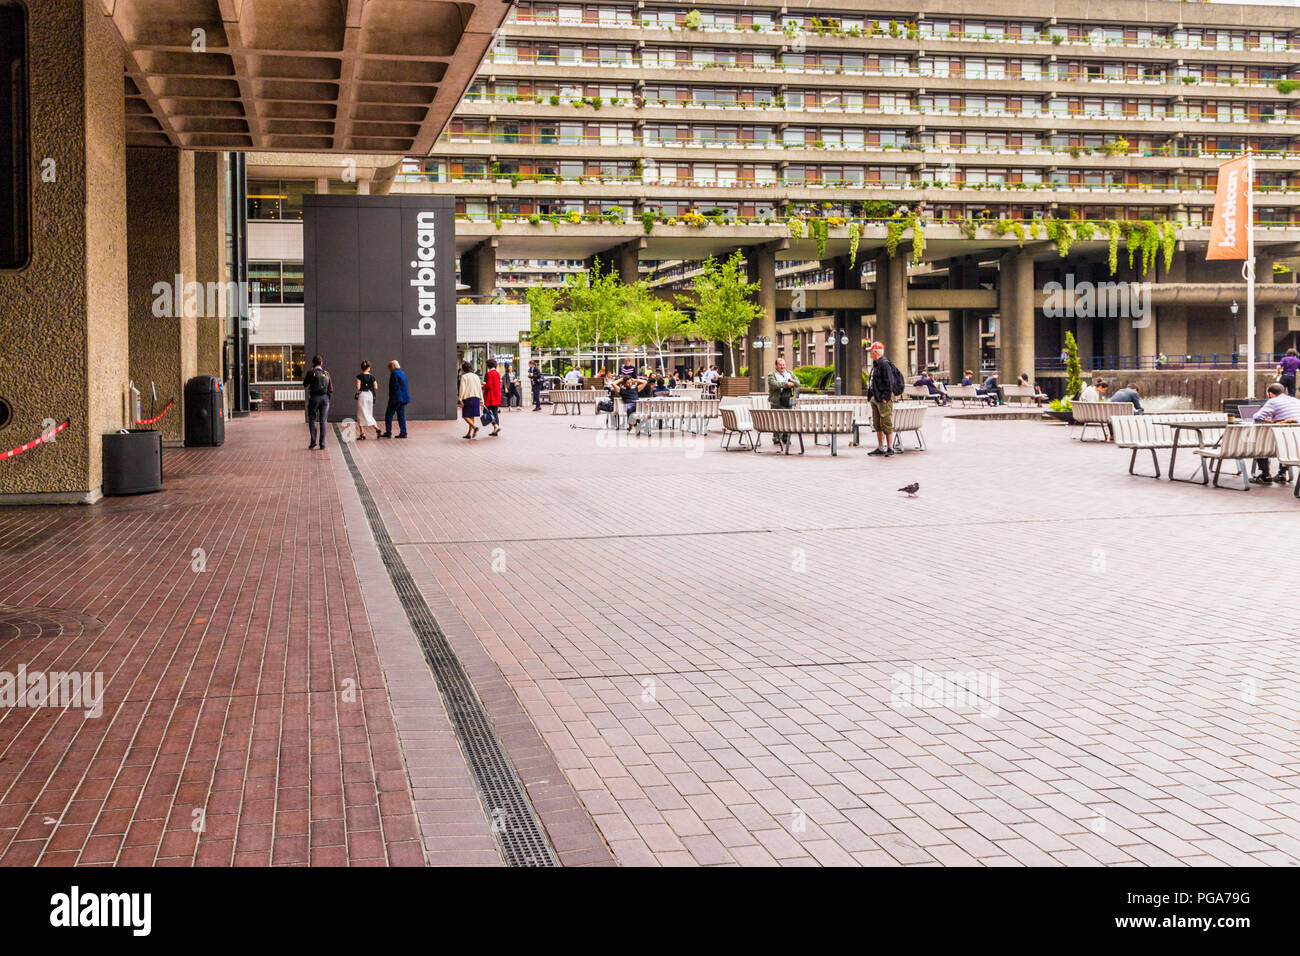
[828,328,849,394]
[1230,300,1239,368]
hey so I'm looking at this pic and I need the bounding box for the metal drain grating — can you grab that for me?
[336,427,558,867]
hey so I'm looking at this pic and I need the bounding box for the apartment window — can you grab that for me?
[1,1,29,269]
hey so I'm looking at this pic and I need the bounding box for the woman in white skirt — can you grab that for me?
[354,360,382,439]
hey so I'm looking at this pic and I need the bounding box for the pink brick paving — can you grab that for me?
[0,417,499,866]
[349,406,1300,866]
[5,407,1300,867]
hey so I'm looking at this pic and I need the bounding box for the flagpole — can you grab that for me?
[1246,148,1256,400]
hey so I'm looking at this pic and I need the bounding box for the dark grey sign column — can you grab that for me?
[304,194,457,421]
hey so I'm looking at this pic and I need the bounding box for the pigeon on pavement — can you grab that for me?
[898,483,920,497]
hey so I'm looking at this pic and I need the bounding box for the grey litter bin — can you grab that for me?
[102,429,163,496]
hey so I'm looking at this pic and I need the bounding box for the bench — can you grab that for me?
[629,398,720,435]
[719,405,759,450]
[1000,384,1041,405]
[1195,423,1300,490]
[946,384,993,407]
[549,389,600,414]
[672,387,703,400]
[749,407,853,456]
[850,401,928,451]
[1110,416,1175,477]
[273,388,305,409]
[1272,427,1300,498]
[1070,400,1133,442]
[903,384,948,405]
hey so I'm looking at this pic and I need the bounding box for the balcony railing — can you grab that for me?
[502,14,1300,53]
[1038,353,1295,372]
[449,212,1299,230]
[484,52,1294,88]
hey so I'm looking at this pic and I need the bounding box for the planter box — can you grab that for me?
[718,376,749,396]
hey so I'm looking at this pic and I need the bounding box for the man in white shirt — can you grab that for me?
[1251,383,1300,482]
[1078,379,1107,402]
[563,367,582,387]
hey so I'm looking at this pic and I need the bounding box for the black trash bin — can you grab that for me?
[102,429,162,496]
[184,375,225,446]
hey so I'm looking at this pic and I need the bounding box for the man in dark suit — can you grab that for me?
[528,360,543,411]
[381,359,410,438]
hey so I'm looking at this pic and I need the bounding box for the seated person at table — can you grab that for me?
[914,372,949,406]
[1078,378,1107,402]
[960,370,975,387]
[651,374,670,395]
[1251,382,1300,482]
[1110,383,1144,414]
[1017,373,1048,406]
[636,376,655,398]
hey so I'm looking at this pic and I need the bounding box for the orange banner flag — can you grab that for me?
[1206,154,1250,260]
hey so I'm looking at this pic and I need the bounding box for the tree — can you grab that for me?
[624,282,688,372]
[1064,330,1083,398]
[561,260,627,373]
[679,251,762,376]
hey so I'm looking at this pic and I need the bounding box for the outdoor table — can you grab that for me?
[1156,417,1229,483]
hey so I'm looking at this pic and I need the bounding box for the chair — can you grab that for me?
[1267,426,1300,498]
[1193,424,1280,490]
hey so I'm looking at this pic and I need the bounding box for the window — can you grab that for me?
[248,261,304,305]
[247,180,313,220]
[248,346,306,384]
[1,1,28,269]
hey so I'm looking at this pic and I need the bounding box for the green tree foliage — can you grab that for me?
[623,282,689,372]
[680,251,763,375]
[1064,331,1083,398]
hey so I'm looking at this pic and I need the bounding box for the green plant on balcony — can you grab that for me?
[1011,220,1027,247]
[490,161,501,177]
[957,218,977,239]
[906,24,919,41]
[848,222,860,268]
[1160,220,1178,271]
[641,210,656,234]
[1068,145,1082,159]
[527,213,542,226]
[810,217,829,257]
[1046,218,1075,257]
[549,94,560,105]
[509,173,521,188]
[1277,79,1300,95]
[1074,219,1097,242]
[775,94,786,108]
[1180,75,1197,85]
[684,9,702,30]
[888,19,900,38]
[590,96,603,110]
[1102,136,1130,156]
[493,216,503,230]
[751,23,762,31]
[787,217,805,238]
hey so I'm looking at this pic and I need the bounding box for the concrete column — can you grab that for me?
[1256,254,1276,358]
[746,244,777,391]
[616,241,641,285]
[459,239,498,297]
[1155,249,1188,360]
[998,250,1035,385]
[875,251,908,373]
[127,147,197,445]
[0,0,128,502]
[823,255,864,394]
[193,152,226,382]
[945,257,968,381]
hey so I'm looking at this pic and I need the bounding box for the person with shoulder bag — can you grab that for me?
[303,355,332,450]
[354,360,382,440]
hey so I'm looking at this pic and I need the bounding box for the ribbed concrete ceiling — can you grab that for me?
[109,0,510,153]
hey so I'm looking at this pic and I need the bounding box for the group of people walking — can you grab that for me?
[303,355,410,449]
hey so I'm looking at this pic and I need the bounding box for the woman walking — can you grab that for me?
[458,360,483,439]
[354,360,382,439]
[482,358,503,436]
[1277,347,1300,397]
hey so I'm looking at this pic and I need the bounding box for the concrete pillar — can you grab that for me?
[1076,317,1095,370]
[998,250,1035,385]
[616,241,641,285]
[1155,249,1188,360]
[1256,254,1276,359]
[193,152,226,382]
[875,251,909,374]
[127,147,197,445]
[746,244,777,391]
[0,0,128,502]
[459,239,498,297]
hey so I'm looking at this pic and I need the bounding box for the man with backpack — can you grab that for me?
[302,355,332,450]
[866,340,904,457]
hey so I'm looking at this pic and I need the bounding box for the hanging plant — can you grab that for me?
[1074,219,1097,242]
[1105,219,1121,275]
[1046,218,1075,258]
[1012,220,1027,248]
[848,222,861,268]
[811,217,829,258]
[787,217,805,239]
[911,219,925,264]
[886,217,906,258]
[1160,221,1177,271]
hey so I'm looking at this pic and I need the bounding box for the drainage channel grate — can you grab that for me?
[337,426,559,867]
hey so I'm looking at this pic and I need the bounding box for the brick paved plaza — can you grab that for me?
[1,408,1297,867]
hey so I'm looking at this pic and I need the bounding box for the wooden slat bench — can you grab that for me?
[719,405,759,450]
[629,398,720,435]
[749,407,853,456]
[850,401,928,451]
[946,384,993,407]
[550,389,600,414]
[1195,423,1300,490]
[1070,400,1133,442]
[1000,384,1041,404]
[273,387,305,409]
[1272,427,1300,498]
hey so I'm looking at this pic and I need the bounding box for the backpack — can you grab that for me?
[887,361,905,398]
[308,368,330,395]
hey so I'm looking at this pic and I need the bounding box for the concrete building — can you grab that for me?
[0,0,509,503]
[391,0,1300,390]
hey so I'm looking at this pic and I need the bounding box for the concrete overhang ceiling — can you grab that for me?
[107,0,510,153]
